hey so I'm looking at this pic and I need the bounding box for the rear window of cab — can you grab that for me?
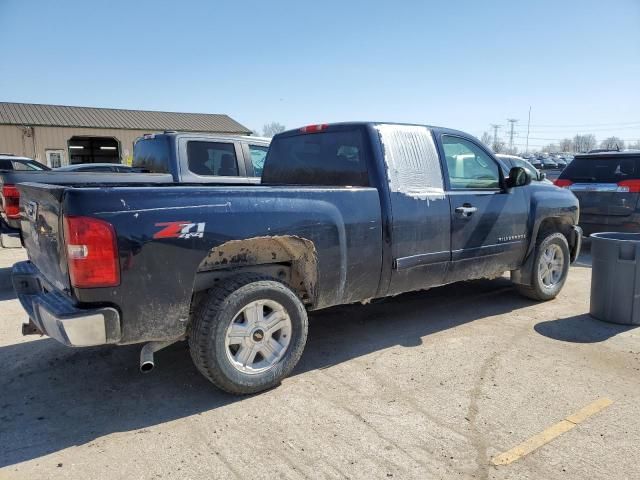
[133,136,170,173]
[263,129,369,186]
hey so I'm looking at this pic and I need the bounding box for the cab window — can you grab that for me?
[13,160,46,171]
[187,141,239,177]
[442,136,500,189]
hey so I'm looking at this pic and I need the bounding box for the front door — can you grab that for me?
[45,149,65,168]
[439,134,528,283]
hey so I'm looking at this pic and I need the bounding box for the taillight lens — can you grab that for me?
[299,124,328,133]
[554,179,573,188]
[617,180,640,193]
[1,185,20,218]
[63,216,120,288]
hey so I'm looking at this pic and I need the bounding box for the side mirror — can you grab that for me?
[506,166,532,188]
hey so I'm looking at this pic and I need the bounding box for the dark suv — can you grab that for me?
[555,151,640,236]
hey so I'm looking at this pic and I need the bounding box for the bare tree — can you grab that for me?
[262,122,286,137]
[504,146,518,155]
[573,134,597,153]
[627,140,640,150]
[559,138,573,152]
[492,139,507,154]
[480,132,493,148]
[600,136,625,151]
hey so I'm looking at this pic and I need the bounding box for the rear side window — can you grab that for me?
[0,159,13,170]
[263,129,369,186]
[187,141,239,177]
[560,156,640,183]
[133,136,170,173]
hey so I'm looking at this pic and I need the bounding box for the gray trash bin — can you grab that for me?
[590,232,640,325]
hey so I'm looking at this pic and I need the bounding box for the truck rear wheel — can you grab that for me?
[189,274,308,395]
[516,232,570,301]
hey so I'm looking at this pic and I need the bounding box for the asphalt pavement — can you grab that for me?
[1,245,638,480]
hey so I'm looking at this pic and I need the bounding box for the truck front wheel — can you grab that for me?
[516,232,570,301]
[189,274,308,395]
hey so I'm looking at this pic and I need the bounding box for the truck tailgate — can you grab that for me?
[18,183,70,292]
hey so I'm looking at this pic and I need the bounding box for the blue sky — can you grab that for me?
[1,0,639,149]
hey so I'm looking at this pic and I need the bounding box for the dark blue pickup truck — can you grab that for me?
[12,122,581,394]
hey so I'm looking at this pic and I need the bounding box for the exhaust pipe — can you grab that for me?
[139,339,181,373]
[22,320,43,336]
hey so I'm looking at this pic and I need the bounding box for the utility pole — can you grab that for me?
[507,119,518,152]
[490,124,501,149]
[525,107,531,154]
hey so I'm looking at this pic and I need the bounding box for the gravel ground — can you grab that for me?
[0,245,638,480]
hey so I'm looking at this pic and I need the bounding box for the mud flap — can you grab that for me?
[569,226,583,263]
[510,253,534,287]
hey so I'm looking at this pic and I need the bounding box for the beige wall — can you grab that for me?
[0,125,161,166]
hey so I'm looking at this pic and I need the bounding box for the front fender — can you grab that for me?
[512,185,580,286]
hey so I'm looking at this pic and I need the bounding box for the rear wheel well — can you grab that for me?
[192,236,318,306]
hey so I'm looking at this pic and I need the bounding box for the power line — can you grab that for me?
[490,124,501,147]
[507,119,518,151]
[525,120,640,127]
[526,107,531,154]
[513,125,640,133]
[520,136,640,141]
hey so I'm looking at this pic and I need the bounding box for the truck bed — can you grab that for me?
[18,181,383,343]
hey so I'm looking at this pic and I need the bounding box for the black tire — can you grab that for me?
[189,274,308,395]
[516,232,570,301]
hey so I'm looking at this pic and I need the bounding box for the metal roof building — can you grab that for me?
[0,102,252,167]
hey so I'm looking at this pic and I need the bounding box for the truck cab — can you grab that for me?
[133,132,270,182]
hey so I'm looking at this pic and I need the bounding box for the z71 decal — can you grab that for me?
[154,221,206,239]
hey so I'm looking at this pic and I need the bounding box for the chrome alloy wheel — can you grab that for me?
[224,299,292,374]
[538,243,564,287]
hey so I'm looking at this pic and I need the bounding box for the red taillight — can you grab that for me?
[554,179,573,188]
[63,216,120,288]
[299,124,328,133]
[1,184,20,218]
[617,179,640,193]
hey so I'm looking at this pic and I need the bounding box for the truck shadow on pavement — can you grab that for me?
[0,267,16,299]
[0,288,16,301]
[534,313,637,343]
[0,277,533,468]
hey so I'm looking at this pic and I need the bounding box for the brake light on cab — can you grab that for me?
[63,216,120,288]
[1,184,20,218]
[299,124,328,133]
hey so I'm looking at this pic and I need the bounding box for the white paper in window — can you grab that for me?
[375,124,445,201]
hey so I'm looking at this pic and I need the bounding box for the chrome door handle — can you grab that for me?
[455,205,477,217]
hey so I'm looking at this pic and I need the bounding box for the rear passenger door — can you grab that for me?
[380,125,452,296]
[438,134,528,282]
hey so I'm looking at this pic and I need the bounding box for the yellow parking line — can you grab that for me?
[491,397,613,466]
